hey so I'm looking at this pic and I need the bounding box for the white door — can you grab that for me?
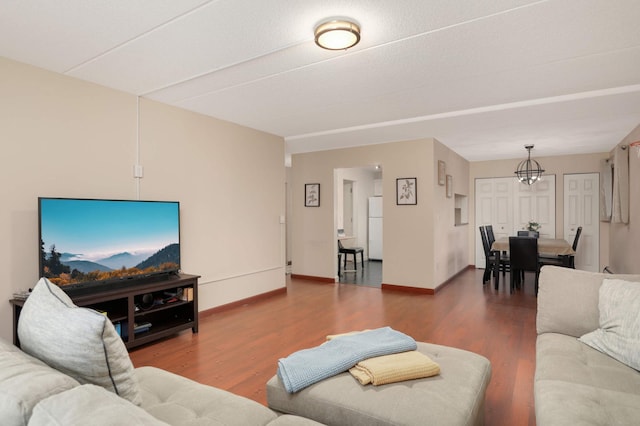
[475,177,513,267]
[475,176,556,267]
[564,173,599,271]
[513,175,556,238]
[343,181,353,237]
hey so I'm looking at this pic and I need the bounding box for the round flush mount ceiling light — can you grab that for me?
[314,19,361,50]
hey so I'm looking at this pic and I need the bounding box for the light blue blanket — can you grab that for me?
[277,327,417,393]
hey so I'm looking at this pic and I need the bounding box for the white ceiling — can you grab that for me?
[2,0,640,162]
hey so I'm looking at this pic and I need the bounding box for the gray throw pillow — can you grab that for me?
[17,278,141,404]
[579,278,640,371]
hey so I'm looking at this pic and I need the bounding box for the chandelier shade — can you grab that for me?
[515,144,545,185]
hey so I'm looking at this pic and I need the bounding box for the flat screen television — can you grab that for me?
[38,197,180,296]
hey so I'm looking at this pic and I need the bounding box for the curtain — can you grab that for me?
[600,158,612,221]
[612,145,629,224]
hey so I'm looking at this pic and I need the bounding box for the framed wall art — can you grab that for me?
[396,177,417,205]
[305,183,320,207]
[438,160,446,186]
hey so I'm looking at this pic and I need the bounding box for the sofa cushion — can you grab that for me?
[535,333,640,425]
[0,338,79,426]
[536,266,640,338]
[136,366,280,426]
[268,415,326,425]
[29,384,168,426]
[579,279,640,371]
[17,278,141,404]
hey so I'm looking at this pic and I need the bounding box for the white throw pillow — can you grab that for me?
[17,278,141,404]
[579,278,640,371]
[29,385,167,426]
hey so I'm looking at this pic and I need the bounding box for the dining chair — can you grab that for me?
[539,226,582,269]
[485,225,496,247]
[479,226,494,284]
[479,226,510,286]
[509,236,540,295]
[338,240,364,271]
[517,230,539,238]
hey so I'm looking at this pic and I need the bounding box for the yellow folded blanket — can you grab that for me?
[326,330,370,341]
[349,350,440,386]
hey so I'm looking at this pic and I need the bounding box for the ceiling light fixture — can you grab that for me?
[314,19,361,50]
[515,144,545,185]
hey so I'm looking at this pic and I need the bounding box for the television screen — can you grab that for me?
[39,198,180,294]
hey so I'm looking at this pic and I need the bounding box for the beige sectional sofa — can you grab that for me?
[535,266,640,425]
[0,338,322,426]
[1,277,321,426]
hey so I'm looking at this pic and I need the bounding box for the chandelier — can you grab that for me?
[515,144,545,185]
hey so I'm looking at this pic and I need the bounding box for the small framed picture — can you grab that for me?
[305,183,320,207]
[446,175,453,198]
[396,178,417,205]
[438,160,446,186]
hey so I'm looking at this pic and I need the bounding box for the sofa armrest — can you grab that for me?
[536,266,640,337]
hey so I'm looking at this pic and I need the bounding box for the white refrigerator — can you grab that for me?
[368,197,383,260]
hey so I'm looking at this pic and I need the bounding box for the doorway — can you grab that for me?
[335,166,382,287]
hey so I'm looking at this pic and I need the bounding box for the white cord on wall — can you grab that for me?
[134,96,143,200]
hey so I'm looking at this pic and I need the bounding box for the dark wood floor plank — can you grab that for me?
[129,268,537,425]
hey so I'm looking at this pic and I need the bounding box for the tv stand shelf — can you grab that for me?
[10,273,199,350]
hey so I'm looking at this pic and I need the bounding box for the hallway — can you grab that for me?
[338,259,382,287]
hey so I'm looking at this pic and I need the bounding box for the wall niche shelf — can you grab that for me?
[454,193,469,226]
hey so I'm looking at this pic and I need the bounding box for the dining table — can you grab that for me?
[491,237,575,256]
[489,237,575,289]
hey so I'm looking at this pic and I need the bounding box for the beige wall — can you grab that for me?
[609,123,640,273]
[469,152,611,270]
[0,57,285,342]
[434,140,470,284]
[292,138,469,289]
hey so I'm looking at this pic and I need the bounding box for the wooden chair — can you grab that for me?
[338,240,364,271]
[540,226,582,269]
[509,236,540,294]
[485,225,496,247]
[479,226,510,287]
[517,230,539,238]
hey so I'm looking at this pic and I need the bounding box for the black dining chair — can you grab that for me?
[486,225,496,247]
[517,230,539,238]
[338,240,364,271]
[540,226,582,269]
[479,226,495,284]
[509,236,540,295]
[479,226,510,287]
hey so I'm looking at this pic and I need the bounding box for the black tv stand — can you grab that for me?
[10,273,199,350]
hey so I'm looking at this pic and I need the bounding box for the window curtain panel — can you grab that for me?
[612,145,629,224]
[600,158,613,222]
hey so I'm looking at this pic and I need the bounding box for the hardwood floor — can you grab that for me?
[129,268,538,426]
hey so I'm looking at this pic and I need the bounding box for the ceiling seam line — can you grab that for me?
[284,84,640,142]
[62,0,221,77]
[144,0,553,102]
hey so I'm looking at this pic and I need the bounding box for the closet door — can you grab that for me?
[513,175,556,238]
[564,173,599,271]
[475,177,513,267]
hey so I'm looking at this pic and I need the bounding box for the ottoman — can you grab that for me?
[267,342,491,426]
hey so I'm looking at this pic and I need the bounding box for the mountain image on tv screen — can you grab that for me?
[39,198,180,287]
